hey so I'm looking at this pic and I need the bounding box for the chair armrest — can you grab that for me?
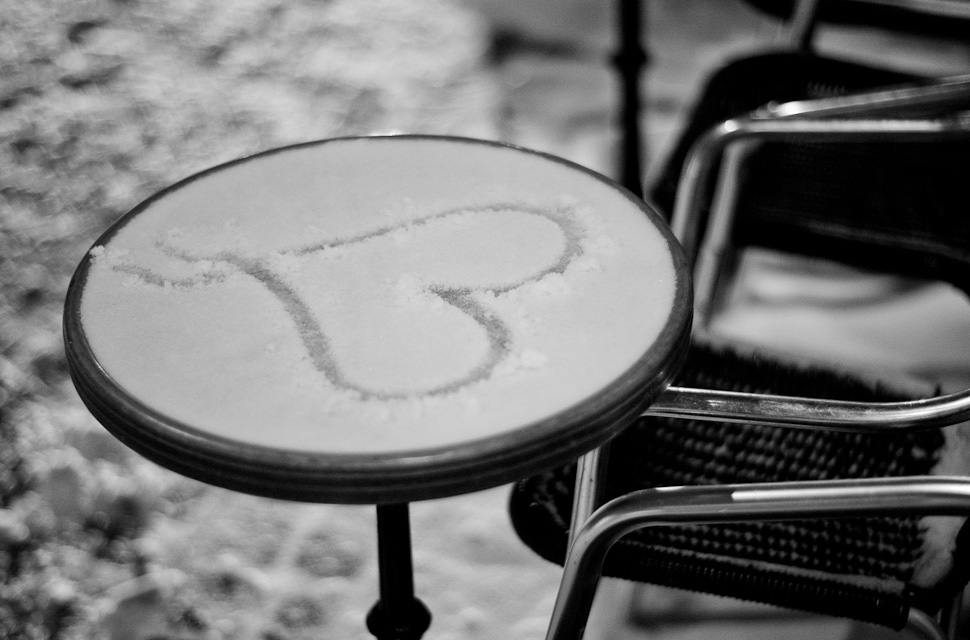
[546,476,970,640]
[670,73,970,262]
[669,112,970,265]
[647,383,970,432]
[663,76,970,437]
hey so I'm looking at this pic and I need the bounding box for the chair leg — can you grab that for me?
[569,446,610,548]
[543,477,970,640]
[785,0,823,52]
[941,585,967,640]
[906,609,948,640]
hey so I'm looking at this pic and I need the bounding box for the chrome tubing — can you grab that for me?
[646,384,970,433]
[909,608,949,640]
[845,0,970,19]
[669,115,970,265]
[569,447,610,549]
[545,477,970,640]
[663,115,970,433]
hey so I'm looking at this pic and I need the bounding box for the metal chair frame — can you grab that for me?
[553,76,970,640]
[829,0,970,19]
[548,478,970,640]
[753,0,970,52]
[671,73,970,328]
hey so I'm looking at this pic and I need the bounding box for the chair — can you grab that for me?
[742,0,970,43]
[654,0,970,368]
[511,340,970,639]
[649,0,970,223]
[509,6,970,639]
[674,72,970,332]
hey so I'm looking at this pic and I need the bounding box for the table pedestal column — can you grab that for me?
[367,503,432,640]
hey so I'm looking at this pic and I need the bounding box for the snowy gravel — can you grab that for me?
[0,1,565,638]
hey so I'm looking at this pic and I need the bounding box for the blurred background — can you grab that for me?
[2,1,970,639]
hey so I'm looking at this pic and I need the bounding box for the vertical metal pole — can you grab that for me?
[614,0,647,198]
[367,503,431,640]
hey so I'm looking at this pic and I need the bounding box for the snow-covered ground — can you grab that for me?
[0,2,596,637]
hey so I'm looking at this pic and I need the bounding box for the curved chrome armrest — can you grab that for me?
[661,77,970,432]
[669,73,970,265]
[547,476,970,640]
[669,112,970,266]
[861,0,970,20]
[568,383,970,551]
[647,384,970,432]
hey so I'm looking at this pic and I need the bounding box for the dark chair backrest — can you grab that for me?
[743,0,970,40]
[649,51,922,219]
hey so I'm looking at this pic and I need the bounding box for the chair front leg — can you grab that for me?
[907,608,949,640]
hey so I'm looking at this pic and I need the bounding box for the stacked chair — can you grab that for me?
[509,0,970,638]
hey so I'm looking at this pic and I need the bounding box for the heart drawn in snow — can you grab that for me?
[107,202,590,400]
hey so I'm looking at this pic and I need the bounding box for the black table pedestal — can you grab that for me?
[366,503,432,640]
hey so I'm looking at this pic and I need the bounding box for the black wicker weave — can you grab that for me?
[509,342,966,628]
[509,12,970,632]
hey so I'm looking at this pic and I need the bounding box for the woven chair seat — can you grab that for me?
[509,342,968,628]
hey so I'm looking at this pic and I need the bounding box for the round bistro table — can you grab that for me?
[63,135,691,639]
